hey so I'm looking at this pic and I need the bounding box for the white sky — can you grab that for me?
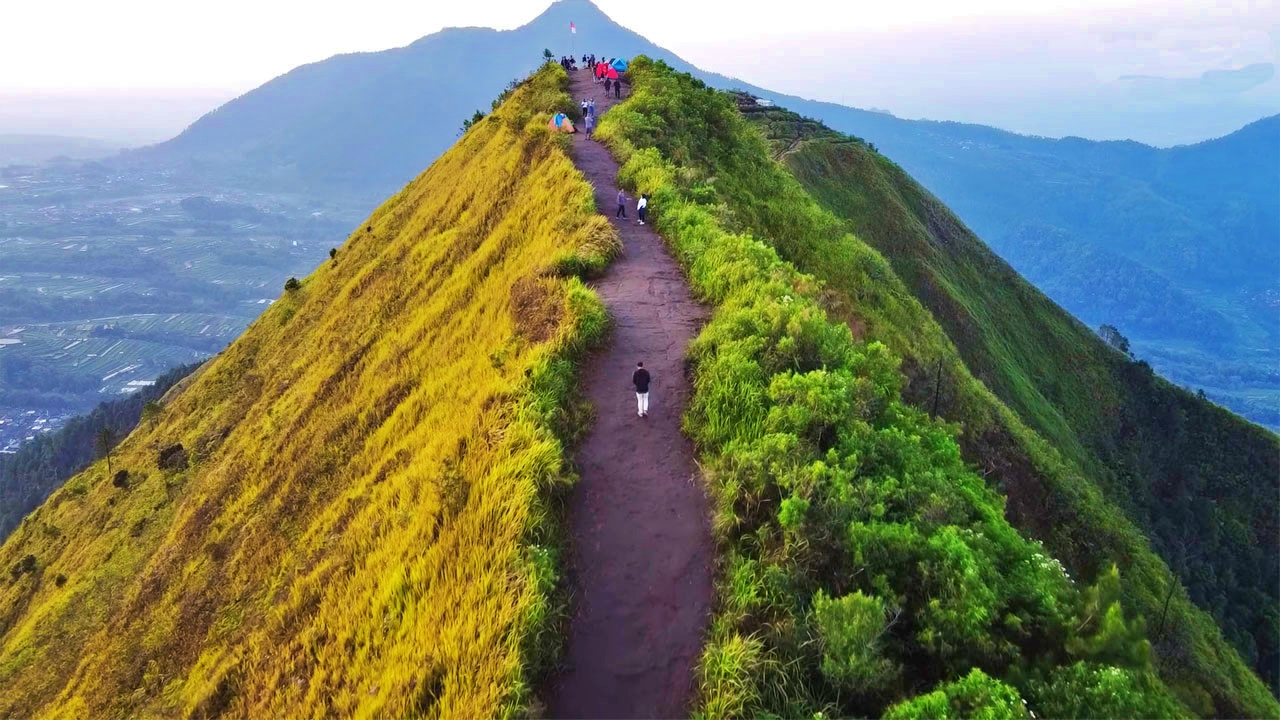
[1,0,1274,144]
[0,0,1249,92]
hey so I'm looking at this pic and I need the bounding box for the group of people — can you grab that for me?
[557,55,579,71]
[569,54,648,417]
[613,189,649,225]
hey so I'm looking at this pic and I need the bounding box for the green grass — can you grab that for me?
[0,64,615,718]
[596,57,1278,718]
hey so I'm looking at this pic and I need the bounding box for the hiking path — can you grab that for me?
[545,69,715,719]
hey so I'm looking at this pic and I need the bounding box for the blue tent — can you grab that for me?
[610,58,628,72]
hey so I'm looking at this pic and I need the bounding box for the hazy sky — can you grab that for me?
[2,0,1276,144]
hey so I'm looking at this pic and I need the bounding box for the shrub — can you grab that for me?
[1025,662,1188,719]
[884,669,1029,720]
[812,590,900,695]
[55,573,67,588]
[284,277,301,292]
[10,554,36,580]
[111,470,129,489]
[156,444,187,471]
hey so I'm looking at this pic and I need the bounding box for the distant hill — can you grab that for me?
[136,0,1278,428]
[0,134,121,166]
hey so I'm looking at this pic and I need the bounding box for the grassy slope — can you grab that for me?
[0,66,613,719]
[599,58,1277,718]
[753,106,1280,697]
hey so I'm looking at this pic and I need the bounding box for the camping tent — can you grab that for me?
[605,67,619,80]
[610,58,629,72]
[596,62,608,79]
[548,113,576,133]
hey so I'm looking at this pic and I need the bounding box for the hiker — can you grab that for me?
[633,362,651,417]
[637,194,648,225]
[614,80,622,99]
[604,78,612,95]
[585,112,596,138]
[587,98,596,116]
[615,188,627,219]
[581,98,589,115]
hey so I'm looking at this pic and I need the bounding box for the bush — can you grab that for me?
[1025,662,1188,719]
[111,470,129,489]
[54,573,67,587]
[812,590,900,695]
[884,669,1029,720]
[157,444,187,471]
[284,277,301,292]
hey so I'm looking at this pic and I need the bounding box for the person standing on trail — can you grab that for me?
[585,112,596,138]
[633,362,651,418]
[581,98,589,115]
[615,189,628,219]
[637,194,648,225]
[588,98,595,116]
[614,80,622,99]
[604,78,612,95]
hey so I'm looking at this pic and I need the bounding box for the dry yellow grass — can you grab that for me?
[0,65,616,719]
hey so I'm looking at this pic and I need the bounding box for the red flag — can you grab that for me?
[569,22,576,34]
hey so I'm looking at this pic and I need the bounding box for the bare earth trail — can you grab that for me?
[546,70,715,719]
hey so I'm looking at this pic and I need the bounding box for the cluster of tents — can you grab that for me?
[547,58,629,134]
[595,57,628,81]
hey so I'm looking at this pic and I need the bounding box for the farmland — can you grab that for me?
[0,160,368,446]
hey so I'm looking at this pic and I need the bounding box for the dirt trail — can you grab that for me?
[546,70,714,719]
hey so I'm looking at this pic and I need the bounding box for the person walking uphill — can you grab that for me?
[637,194,648,225]
[633,362,651,417]
[615,189,627,219]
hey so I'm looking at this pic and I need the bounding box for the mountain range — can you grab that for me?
[1,55,1276,718]
[130,0,1279,428]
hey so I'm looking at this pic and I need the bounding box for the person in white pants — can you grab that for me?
[632,361,650,418]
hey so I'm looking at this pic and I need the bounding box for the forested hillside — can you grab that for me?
[598,57,1278,717]
[0,66,613,718]
[745,101,1280,695]
[0,362,198,540]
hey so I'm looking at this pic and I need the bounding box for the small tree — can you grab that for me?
[1098,323,1132,358]
[284,277,301,292]
[141,400,162,430]
[459,109,486,136]
[542,48,554,63]
[328,247,337,261]
[96,426,117,475]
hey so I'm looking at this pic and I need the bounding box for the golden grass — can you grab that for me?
[0,65,616,719]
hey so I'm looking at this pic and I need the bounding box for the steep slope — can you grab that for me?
[597,58,1278,717]
[745,102,1280,695]
[134,0,1278,428]
[0,362,197,540]
[0,67,613,718]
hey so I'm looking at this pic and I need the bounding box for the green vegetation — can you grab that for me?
[596,57,1277,717]
[0,65,614,717]
[745,100,1280,699]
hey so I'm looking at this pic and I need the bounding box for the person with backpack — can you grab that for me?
[633,362,650,418]
[637,194,648,225]
[615,188,627,219]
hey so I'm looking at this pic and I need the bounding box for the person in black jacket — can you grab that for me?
[633,362,650,417]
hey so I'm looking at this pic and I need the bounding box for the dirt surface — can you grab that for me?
[546,70,715,719]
